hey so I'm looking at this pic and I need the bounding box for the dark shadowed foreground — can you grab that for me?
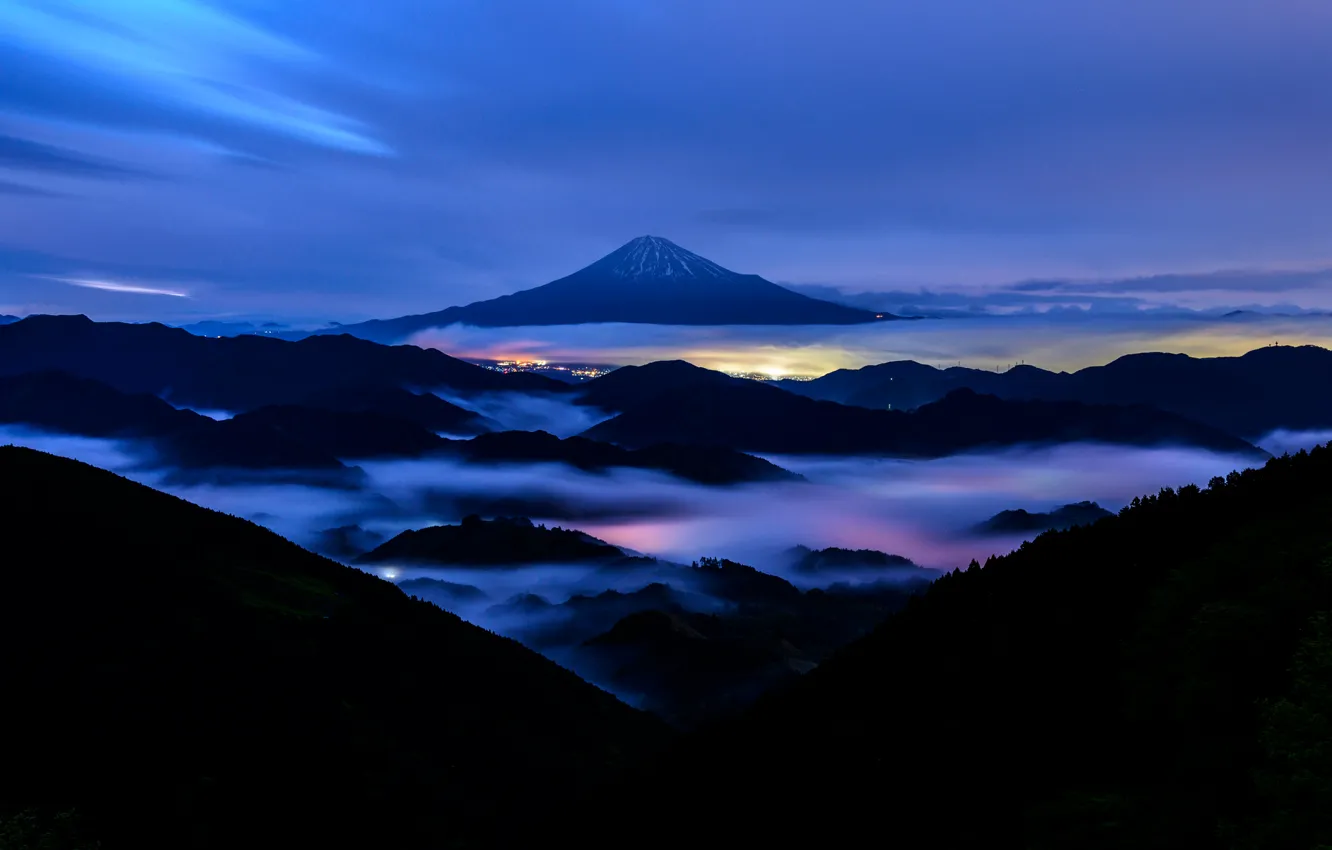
[0,446,669,850]
[566,444,1332,850]
[5,436,1332,849]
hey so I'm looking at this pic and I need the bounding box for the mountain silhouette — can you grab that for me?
[0,446,667,849]
[571,444,1332,850]
[974,500,1113,534]
[310,236,887,341]
[395,576,490,604]
[311,524,386,559]
[577,361,1266,457]
[786,545,924,575]
[0,371,347,470]
[357,515,644,567]
[0,367,799,483]
[0,314,563,412]
[297,384,495,434]
[775,344,1332,438]
[450,429,801,484]
[229,404,451,459]
[471,556,929,729]
[579,608,810,727]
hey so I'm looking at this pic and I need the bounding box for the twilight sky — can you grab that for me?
[2,0,1332,322]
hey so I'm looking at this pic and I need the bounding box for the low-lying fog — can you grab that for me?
[433,390,614,437]
[9,422,1322,680]
[6,423,1299,579]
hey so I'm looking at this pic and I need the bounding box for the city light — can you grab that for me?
[475,359,615,380]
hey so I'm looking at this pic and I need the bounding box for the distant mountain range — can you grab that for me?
[575,360,1266,458]
[303,236,890,341]
[0,315,1280,462]
[773,344,1332,438]
[0,313,562,410]
[0,369,797,484]
[0,371,347,471]
[175,319,296,337]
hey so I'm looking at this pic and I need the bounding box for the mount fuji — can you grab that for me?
[316,236,891,342]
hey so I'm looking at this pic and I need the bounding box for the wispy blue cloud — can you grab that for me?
[1,0,1331,321]
[1013,269,1332,295]
[0,178,62,197]
[0,0,390,156]
[0,133,150,178]
[40,275,190,298]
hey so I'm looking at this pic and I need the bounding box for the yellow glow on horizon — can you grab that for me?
[411,315,1332,380]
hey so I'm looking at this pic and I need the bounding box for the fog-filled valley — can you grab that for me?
[0,396,1307,723]
[9,2,1332,843]
[5,302,1332,848]
[1,421,1273,567]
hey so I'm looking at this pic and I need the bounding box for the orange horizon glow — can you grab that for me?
[409,315,1332,379]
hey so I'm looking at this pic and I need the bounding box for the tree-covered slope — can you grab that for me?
[0,446,669,850]
[582,445,1332,849]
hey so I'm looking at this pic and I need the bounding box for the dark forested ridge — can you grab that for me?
[975,500,1114,534]
[775,344,1332,438]
[0,369,797,483]
[358,514,640,566]
[296,384,495,434]
[7,312,1332,849]
[397,548,931,729]
[0,371,349,469]
[450,429,801,484]
[0,315,1274,462]
[579,361,1265,457]
[0,446,668,850]
[569,444,1332,849]
[786,544,926,574]
[227,404,453,459]
[0,313,562,411]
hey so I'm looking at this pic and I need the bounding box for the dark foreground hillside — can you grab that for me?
[575,445,1332,850]
[0,446,669,850]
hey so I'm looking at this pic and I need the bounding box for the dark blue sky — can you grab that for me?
[2,0,1331,321]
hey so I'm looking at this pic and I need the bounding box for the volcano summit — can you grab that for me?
[321,236,890,341]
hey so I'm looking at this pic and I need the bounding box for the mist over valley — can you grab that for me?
[5,3,1332,843]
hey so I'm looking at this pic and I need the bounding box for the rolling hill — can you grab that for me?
[0,369,800,482]
[0,446,668,849]
[577,361,1267,458]
[358,514,643,567]
[0,313,563,412]
[573,444,1332,849]
[776,344,1332,438]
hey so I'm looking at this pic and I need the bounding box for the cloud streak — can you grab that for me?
[0,133,150,179]
[1,1,1331,319]
[0,0,390,156]
[42,276,190,297]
